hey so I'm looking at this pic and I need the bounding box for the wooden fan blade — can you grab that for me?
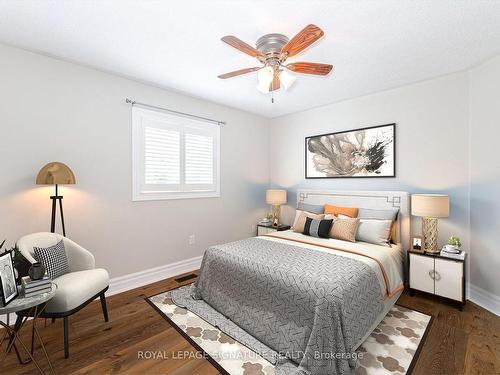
[221,36,263,58]
[218,67,260,79]
[286,62,333,75]
[281,24,324,58]
[269,71,280,91]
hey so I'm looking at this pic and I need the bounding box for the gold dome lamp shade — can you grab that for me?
[36,162,76,236]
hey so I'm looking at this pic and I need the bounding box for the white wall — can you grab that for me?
[0,44,270,278]
[269,73,471,253]
[469,56,500,300]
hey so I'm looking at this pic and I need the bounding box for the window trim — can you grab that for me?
[132,106,220,201]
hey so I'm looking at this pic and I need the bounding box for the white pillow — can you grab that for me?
[356,219,392,247]
[337,214,351,219]
[292,209,304,228]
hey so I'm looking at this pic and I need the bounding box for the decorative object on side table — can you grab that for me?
[412,236,422,251]
[411,194,449,253]
[28,262,46,280]
[443,236,461,254]
[22,275,52,297]
[36,161,76,236]
[0,251,18,306]
[305,123,395,178]
[266,189,287,226]
[1,240,32,283]
[258,213,273,226]
[10,245,32,283]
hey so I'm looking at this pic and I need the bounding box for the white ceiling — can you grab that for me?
[1,1,500,118]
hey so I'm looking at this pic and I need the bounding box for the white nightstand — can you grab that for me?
[408,250,466,309]
[256,224,291,236]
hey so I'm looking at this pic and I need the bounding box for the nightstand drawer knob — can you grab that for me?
[428,270,441,281]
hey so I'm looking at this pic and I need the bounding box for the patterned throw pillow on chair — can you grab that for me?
[34,239,70,279]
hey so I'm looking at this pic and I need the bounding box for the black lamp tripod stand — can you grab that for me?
[50,184,66,237]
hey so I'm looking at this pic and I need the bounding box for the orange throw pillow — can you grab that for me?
[324,204,359,218]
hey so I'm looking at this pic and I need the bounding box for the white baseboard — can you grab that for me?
[107,255,203,296]
[468,283,500,316]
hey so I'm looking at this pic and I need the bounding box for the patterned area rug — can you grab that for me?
[147,286,432,375]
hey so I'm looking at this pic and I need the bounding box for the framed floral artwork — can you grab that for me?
[305,123,395,178]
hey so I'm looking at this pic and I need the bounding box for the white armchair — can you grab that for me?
[16,232,109,358]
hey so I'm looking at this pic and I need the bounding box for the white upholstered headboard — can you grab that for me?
[297,190,410,251]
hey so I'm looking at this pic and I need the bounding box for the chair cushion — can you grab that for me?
[34,240,70,279]
[45,268,109,313]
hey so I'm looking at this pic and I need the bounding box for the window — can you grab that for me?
[132,106,220,200]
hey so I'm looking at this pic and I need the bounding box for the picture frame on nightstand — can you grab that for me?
[412,236,422,251]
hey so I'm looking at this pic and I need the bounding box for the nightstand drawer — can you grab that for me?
[435,258,463,301]
[257,226,275,236]
[409,253,434,294]
[257,224,290,236]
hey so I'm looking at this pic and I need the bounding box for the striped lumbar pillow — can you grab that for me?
[303,217,334,239]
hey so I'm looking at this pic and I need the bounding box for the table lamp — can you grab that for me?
[411,194,449,253]
[266,189,287,226]
[36,162,76,236]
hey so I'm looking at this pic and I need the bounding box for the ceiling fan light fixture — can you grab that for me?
[279,70,296,90]
[256,81,270,94]
[218,24,332,99]
[257,66,274,85]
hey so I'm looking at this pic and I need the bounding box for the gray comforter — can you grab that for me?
[172,237,384,375]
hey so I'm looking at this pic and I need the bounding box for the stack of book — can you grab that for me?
[21,276,52,297]
[440,249,466,260]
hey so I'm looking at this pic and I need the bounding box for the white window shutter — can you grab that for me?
[185,133,214,185]
[132,106,220,200]
[144,126,180,185]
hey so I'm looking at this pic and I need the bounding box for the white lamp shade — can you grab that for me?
[411,194,449,218]
[266,189,287,205]
[279,70,296,90]
[257,66,274,85]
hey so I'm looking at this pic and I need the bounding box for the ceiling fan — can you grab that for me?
[218,24,333,96]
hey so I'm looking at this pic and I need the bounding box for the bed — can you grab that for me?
[172,190,410,375]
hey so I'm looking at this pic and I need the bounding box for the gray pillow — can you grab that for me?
[297,202,324,214]
[358,207,399,221]
[356,219,393,247]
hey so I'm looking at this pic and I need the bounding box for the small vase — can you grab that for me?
[29,263,46,280]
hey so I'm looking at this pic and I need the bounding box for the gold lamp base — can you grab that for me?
[422,217,439,253]
[271,204,281,226]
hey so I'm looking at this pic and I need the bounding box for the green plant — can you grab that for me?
[266,213,273,220]
[448,236,461,247]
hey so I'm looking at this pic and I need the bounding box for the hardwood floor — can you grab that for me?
[1,272,498,375]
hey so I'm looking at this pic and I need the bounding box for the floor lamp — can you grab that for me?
[36,162,76,237]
